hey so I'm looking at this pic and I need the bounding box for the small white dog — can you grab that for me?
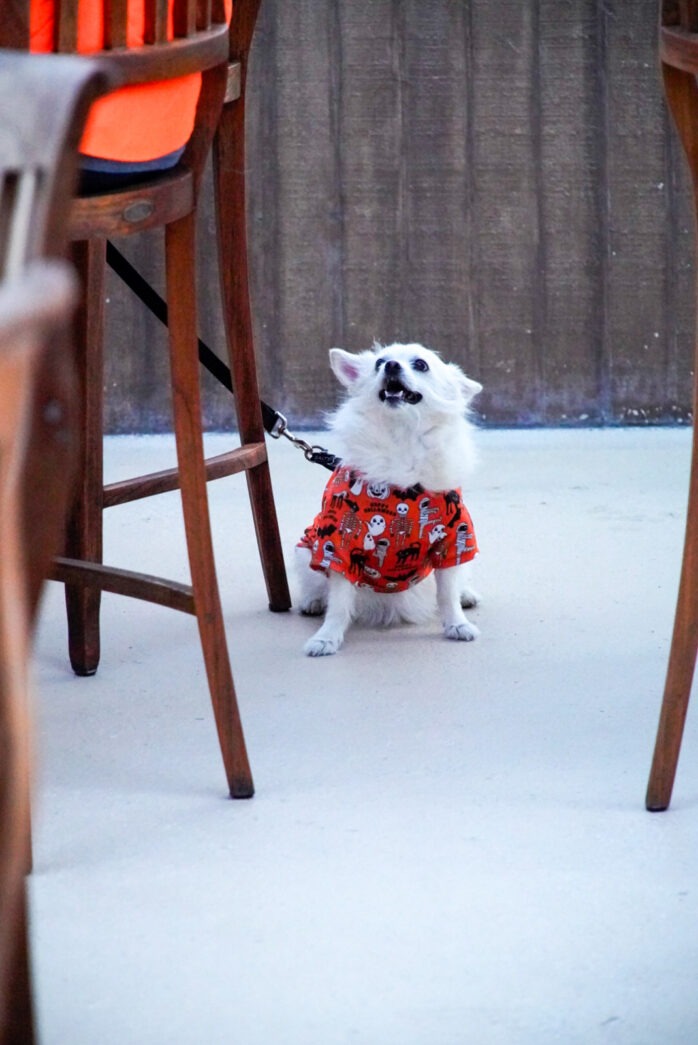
[296,342,482,656]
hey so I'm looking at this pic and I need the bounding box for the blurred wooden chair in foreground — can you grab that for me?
[646,1,698,811]
[0,47,109,1043]
[0,261,78,1045]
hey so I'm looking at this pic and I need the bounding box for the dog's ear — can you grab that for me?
[329,348,365,388]
[444,362,482,405]
[461,376,483,404]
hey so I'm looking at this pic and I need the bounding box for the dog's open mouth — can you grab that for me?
[379,377,423,406]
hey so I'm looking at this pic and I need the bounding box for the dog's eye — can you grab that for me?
[374,357,385,371]
[412,358,429,373]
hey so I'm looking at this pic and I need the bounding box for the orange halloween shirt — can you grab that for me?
[30,0,232,163]
[299,467,478,593]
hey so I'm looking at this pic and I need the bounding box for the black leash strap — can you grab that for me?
[105,242,340,471]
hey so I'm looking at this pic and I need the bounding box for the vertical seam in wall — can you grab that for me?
[464,1,479,381]
[663,82,681,417]
[594,0,612,422]
[328,0,346,349]
[393,0,408,338]
[532,0,547,422]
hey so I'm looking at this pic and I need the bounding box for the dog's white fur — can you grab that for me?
[296,342,482,656]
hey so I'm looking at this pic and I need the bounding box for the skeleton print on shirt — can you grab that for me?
[298,467,478,593]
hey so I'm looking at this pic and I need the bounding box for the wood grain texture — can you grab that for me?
[97,0,694,429]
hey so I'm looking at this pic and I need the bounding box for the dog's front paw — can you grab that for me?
[304,635,343,657]
[299,597,327,617]
[444,620,480,642]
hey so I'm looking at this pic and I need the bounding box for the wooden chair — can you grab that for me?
[646,0,698,811]
[3,0,294,799]
[0,260,78,1045]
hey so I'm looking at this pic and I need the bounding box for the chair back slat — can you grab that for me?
[144,0,170,44]
[54,0,78,51]
[107,0,129,49]
[173,0,196,37]
[49,0,225,54]
[197,0,212,31]
[0,175,20,280]
[25,1,229,86]
[2,171,40,281]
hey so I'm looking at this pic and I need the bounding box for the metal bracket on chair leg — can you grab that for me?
[266,411,341,471]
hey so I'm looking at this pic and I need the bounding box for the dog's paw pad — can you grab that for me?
[444,621,480,642]
[304,636,342,657]
[460,587,481,609]
[299,598,326,617]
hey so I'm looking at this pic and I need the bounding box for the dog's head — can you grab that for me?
[328,343,482,417]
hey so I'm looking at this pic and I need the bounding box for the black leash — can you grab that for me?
[105,241,340,471]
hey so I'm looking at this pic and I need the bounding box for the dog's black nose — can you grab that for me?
[384,360,402,376]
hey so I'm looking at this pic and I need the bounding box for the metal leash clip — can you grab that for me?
[268,411,340,471]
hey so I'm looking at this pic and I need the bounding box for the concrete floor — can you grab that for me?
[29,427,698,1045]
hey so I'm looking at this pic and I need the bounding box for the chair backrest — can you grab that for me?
[2,0,228,58]
[19,1,231,188]
[49,0,229,70]
[0,50,111,275]
[0,259,77,1042]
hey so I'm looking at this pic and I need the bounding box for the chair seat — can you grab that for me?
[69,168,195,238]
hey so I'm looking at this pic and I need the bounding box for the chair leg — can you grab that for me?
[165,213,254,798]
[22,327,79,622]
[1,888,35,1045]
[63,239,105,677]
[646,426,698,811]
[214,101,291,613]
